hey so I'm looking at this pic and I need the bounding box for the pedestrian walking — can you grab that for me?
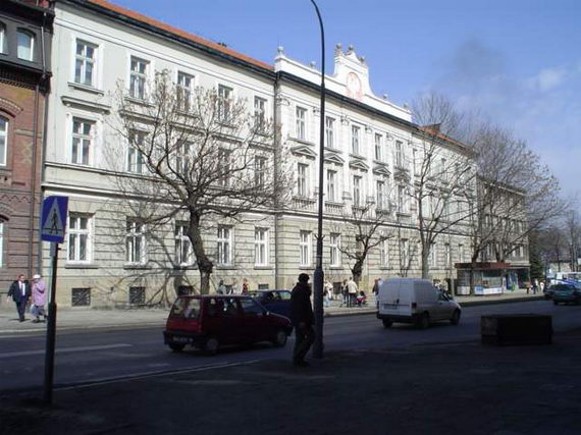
[532,279,539,295]
[242,278,249,295]
[346,277,358,307]
[217,280,226,295]
[30,274,47,323]
[7,274,31,322]
[323,280,333,307]
[290,273,315,367]
[340,279,348,307]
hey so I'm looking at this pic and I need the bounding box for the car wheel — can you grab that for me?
[272,329,288,347]
[203,337,219,356]
[553,300,559,305]
[417,313,430,329]
[450,309,461,325]
[382,319,393,328]
[169,343,185,353]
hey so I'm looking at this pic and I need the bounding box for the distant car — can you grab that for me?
[249,290,292,319]
[551,282,581,305]
[163,295,293,355]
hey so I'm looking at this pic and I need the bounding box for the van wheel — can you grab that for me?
[272,330,288,347]
[417,313,430,329]
[382,319,393,328]
[203,337,219,356]
[553,300,559,306]
[450,310,461,325]
[169,343,185,352]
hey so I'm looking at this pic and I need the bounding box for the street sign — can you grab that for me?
[41,196,68,243]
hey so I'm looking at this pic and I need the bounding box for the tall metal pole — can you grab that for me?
[44,243,59,404]
[309,0,326,359]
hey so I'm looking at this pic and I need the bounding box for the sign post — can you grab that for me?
[40,195,68,404]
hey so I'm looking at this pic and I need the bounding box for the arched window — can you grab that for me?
[17,29,35,61]
[0,116,7,166]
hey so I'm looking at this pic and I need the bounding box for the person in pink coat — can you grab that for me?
[30,274,47,323]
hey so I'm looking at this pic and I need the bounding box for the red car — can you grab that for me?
[163,295,292,355]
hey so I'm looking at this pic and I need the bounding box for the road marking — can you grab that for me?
[0,343,132,359]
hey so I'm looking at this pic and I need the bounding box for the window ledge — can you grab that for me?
[124,264,151,270]
[65,263,99,269]
[253,265,272,270]
[68,82,105,95]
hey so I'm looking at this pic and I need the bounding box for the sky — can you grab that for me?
[111,0,581,204]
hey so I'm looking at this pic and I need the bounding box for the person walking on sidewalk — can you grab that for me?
[7,274,31,322]
[346,277,358,307]
[30,274,47,323]
[290,273,315,367]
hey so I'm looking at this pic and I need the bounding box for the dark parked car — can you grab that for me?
[249,290,292,319]
[163,295,292,355]
[551,282,581,305]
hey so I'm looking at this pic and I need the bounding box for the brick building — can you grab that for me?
[0,0,53,301]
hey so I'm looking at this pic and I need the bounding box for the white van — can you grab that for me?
[376,278,461,329]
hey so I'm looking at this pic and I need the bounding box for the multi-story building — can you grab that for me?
[40,0,523,307]
[0,0,53,301]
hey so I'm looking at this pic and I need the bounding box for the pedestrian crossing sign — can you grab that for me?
[41,196,69,243]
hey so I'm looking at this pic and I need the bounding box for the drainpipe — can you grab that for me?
[273,75,281,289]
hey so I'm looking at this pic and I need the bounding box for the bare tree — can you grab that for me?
[563,209,581,272]
[105,70,289,296]
[410,93,476,279]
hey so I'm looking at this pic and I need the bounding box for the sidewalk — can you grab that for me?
[0,288,544,335]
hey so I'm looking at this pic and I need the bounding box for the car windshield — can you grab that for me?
[170,297,201,319]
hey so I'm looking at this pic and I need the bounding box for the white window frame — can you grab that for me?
[397,185,406,213]
[126,218,146,264]
[74,39,97,87]
[400,238,409,268]
[458,244,464,263]
[217,226,232,266]
[127,130,145,174]
[351,125,360,155]
[71,117,94,166]
[329,233,341,267]
[325,116,335,148]
[175,222,193,266]
[254,96,267,131]
[429,243,437,268]
[296,106,307,141]
[326,169,337,202]
[444,243,451,268]
[217,148,232,187]
[395,140,403,168]
[254,228,269,267]
[0,23,6,54]
[17,29,34,61]
[376,180,385,210]
[175,140,192,177]
[254,156,266,188]
[380,238,389,268]
[67,214,92,263]
[299,230,312,267]
[0,116,7,166]
[297,162,309,197]
[218,84,233,122]
[129,56,148,100]
[374,133,383,161]
[177,71,194,111]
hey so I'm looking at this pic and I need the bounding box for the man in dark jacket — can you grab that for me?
[290,273,315,367]
[7,274,31,322]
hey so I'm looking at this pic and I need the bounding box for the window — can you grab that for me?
[67,214,91,263]
[0,24,6,54]
[126,219,146,264]
[380,238,389,268]
[0,221,4,267]
[429,243,437,268]
[299,230,311,267]
[458,244,464,263]
[400,238,409,268]
[329,233,341,267]
[175,222,193,266]
[129,56,148,99]
[175,141,192,177]
[218,84,233,122]
[217,226,232,266]
[297,163,308,197]
[127,130,145,174]
[254,96,267,131]
[395,140,403,168]
[325,116,335,148]
[351,125,360,155]
[397,185,406,213]
[129,287,145,305]
[376,180,386,210]
[444,243,451,268]
[353,175,362,207]
[296,107,307,140]
[17,29,34,61]
[254,156,266,188]
[254,228,268,266]
[374,133,383,161]
[177,71,194,111]
[326,169,337,202]
[75,40,97,86]
[0,117,7,166]
[217,149,231,187]
[72,288,91,307]
[71,118,93,165]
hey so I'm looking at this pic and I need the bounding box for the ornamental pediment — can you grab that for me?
[324,152,345,165]
[290,145,317,159]
[372,163,390,176]
[348,158,369,171]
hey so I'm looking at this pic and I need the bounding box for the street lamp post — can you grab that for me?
[309,0,325,359]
